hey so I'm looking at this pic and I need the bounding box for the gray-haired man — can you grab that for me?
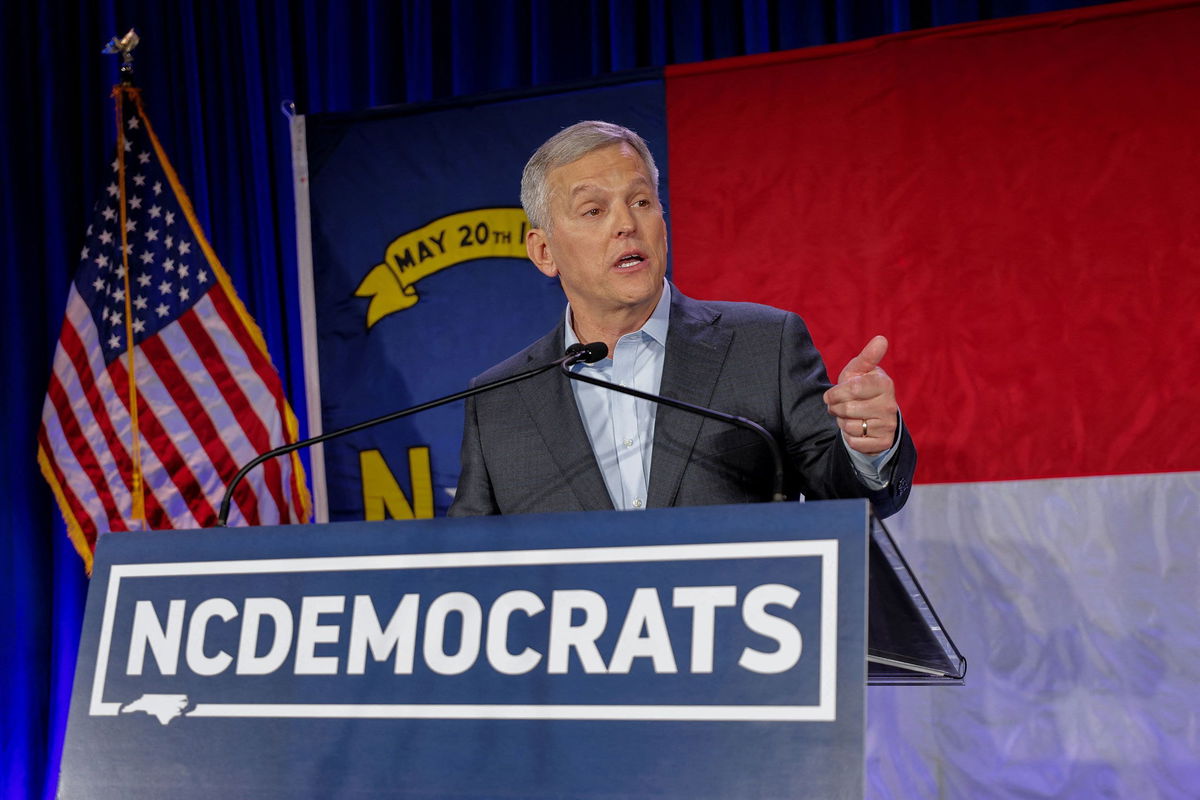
[449,121,915,517]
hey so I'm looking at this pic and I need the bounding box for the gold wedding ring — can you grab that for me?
[861,419,869,438]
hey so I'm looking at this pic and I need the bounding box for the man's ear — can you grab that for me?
[526,228,557,278]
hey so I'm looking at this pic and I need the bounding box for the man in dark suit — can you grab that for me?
[449,121,914,518]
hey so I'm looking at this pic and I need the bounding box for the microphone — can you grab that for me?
[217,344,605,526]
[564,340,608,365]
[562,342,787,503]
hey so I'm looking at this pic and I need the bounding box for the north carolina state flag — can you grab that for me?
[298,3,1199,794]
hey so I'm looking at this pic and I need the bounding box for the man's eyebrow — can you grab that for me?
[567,176,652,199]
[568,183,601,199]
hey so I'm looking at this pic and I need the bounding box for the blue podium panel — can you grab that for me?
[60,501,868,799]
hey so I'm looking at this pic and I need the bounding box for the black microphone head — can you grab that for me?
[577,341,608,363]
[563,341,608,365]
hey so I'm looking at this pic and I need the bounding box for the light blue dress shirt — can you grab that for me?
[565,284,671,510]
[565,282,898,510]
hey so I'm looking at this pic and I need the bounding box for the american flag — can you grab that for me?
[38,86,309,570]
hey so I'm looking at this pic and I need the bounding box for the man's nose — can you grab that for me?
[612,204,636,237]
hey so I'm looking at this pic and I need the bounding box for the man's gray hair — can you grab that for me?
[520,121,660,231]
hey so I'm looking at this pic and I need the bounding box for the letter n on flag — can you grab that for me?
[38,85,310,572]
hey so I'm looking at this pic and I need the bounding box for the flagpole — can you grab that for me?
[105,30,147,527]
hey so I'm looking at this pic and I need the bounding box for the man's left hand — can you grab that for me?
[823,335,898,456]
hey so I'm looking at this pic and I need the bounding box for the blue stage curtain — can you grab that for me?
[0,1,1110,796]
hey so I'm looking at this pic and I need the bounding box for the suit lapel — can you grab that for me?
[515,325,614,512]
[647,291,733,507]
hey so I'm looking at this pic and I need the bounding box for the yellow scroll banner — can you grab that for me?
[356,207,530,328]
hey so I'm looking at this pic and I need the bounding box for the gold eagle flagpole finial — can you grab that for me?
[102,29,140,84]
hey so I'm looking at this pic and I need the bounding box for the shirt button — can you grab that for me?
[632,498,643,508]
[623,438,633,447]
[619,380,627,387]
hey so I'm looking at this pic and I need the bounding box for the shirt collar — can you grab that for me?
[563,279,671,351]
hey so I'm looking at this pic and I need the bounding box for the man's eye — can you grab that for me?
[583,208,601,216]
[632,199,650,208]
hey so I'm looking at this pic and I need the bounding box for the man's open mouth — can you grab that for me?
[614,252,646,269]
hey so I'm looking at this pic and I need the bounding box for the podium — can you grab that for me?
[58,500,962,799]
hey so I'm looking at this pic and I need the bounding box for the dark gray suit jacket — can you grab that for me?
[448,287,914,518]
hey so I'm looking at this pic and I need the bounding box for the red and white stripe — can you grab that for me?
[40,283,302,539]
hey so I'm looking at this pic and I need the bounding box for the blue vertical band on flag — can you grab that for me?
[303,78,666,521]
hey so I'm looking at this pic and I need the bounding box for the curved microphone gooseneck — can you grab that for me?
[560,343,787,502]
